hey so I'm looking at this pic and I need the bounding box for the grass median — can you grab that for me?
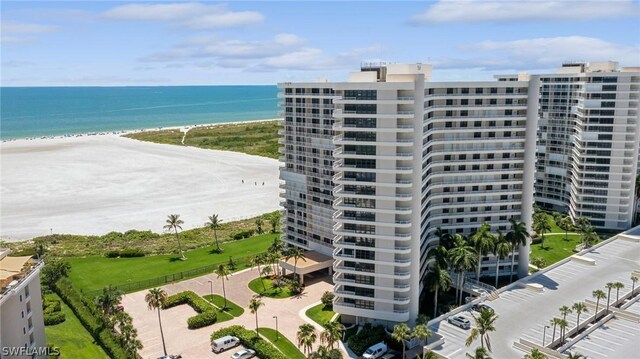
[257,327,305,359]
[305,303,336,326]
[248,277,295,298]
[203,294,244,317]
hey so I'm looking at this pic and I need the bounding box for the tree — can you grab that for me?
[580,226,599,249]
[391,323,411,359]
[321,291,335,308]
[592,289,606,322]
[572,302,588,331]
[427,244,450,270]
[320,321,345,349]
[145,288,168,356]
[567,353,587,359]
[469,223,495,280]
[558,306,572,342]
[309,345,341,359]
[269,238,284,279]
[250,254,267,291]
[530,257,546,271]
[506,218,529,282]
[164,214,185,260]
[448,234,478,305]
[94,285,123,317]
[632,274,639,295]
[467,347,492,359]
[523,348,548,359]
[34,239,47,260]
[255,217,264,234]
[297,323,317,355]
[605,282,615,311]
[423,351,439,359]
[413,324,432,347]
[119,321,143,355]
[424,264,452,317]
[532,213,551,249]
[416,314,429,326]
[559,216,573,242]
[248,296,264,337]
[550,318,562,344]
[575,217,591,232]
[558,319,568,344]
[613,281,625,304]
[435,227,454,250]
[465,308,498,352]
[492,231,511,287]
[41,259,71,289]
[269,211,281,233]
[284,246,307,283]
[205,214,222,253]
[215,264,230,309]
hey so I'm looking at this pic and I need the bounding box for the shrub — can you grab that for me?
[43,296,62,314]
[321,291,335,308]
[232,229,255,240]
[101,231,124,242]
[163,291,218,329]
[123,229,159,241]
[105,250,120,258]
[211,325,287,359]
[44,311,66,325]
[346,323,386,356]
[119,248,145,258]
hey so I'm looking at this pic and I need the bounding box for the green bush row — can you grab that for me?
[346,323,386,356]
[232,229,255,240]
[163,291,218,329]
[211,325,287,359]
[105,248,145,258]
[54,279,135,359]
[43,296,62,314]
[44,311,66,325]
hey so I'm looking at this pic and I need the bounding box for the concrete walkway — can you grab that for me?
[122,268,334,358]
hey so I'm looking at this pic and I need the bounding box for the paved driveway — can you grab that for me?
[122,268,334,359]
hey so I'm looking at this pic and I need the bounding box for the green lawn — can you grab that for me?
[248,277,294,298]
[545,213,565,233]
[305,303,336,326]
[257,327,305,359]
[45,293,109,359]
[203,294,244,317]
[67,233,277,292]
[125,121,280,159]
[531,233,582,265]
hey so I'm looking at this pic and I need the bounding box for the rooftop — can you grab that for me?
[426,226,640,359]
[0,248,40,298]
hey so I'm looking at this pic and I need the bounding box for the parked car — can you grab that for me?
[471,303,494,314]
[362,342,388,359]
[447,315,471,329]
[211,335,240,353]
[157,355,181,359]
[231,349,256,359]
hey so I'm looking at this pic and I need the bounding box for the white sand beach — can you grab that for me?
[0,134,281,241]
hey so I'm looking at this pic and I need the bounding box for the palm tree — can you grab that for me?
[605,282,615,311]
[164,214,185,260]
[427,244,449,270]
[467,347,492,359]
[592,289,606,322]
[424,264,452,318]
[558,319,568,344]
[255,217,264,234]
[492,231,511,287]
[559,216,573,241]
[469,223,495,280]
[550,318,562,344]
[284,246,307,282]
[34,239,47,260]
[391,323,411,359]
[613,281,625,304]
[145,288,168,356]
[575,217,591,232]
[533,213,551,249]
[413,324,432,347]
[507,218,529,282]
[416,314,429,326]
[523,348,548,359]
[269,238,284,278]
[435,227,454,250]
[215,264,230,309]
[94,285,123,317]
[465,309,498,352]
[297,323,317,355]
[423,350,439,359]
[251,254,267,291]
[567,353,587,359]
[205,214,222,252]
[572,302,588,331]
[119,321,143,355]
[632,274,639,295]
[448,234,478,305]
[269,211,281,233]
[580,226,599,249]
[320,321,344,349]
[248,296,264,337]
[559,305,572,323]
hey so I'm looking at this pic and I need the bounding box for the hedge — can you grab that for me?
[44,311,66,325]
[232,229,255,240]
[53,279,135,359]
[211,325,287,359]
[105,248,145,258]
[346,323,386,356]
[163,291,218,329]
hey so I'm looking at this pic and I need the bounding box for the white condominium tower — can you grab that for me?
[534,62,640,230]
[279,63,537,325]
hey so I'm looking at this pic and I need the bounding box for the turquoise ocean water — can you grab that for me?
[0,86,279,140]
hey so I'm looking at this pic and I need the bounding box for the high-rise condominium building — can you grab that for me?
[0,249,46,356]
[279,64,537,325]
[532,62,640,231]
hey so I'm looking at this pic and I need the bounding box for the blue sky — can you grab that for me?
[2,0,639,86]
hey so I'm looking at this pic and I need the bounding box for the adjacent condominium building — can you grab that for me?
[532,62,640,230]
[279,63,537,325]
[0,249,46,357]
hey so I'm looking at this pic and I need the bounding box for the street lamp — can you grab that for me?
[542,325,550,346]
[273,316,279,340]
[207,280,213,298]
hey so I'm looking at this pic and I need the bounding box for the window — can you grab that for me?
[475,88,484,94]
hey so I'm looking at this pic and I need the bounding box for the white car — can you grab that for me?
[231,349,256,359]
[447,315,471,329]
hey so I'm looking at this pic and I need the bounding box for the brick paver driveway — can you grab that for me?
[122,268,333,359]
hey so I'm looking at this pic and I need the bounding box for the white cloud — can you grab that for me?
[412,0,640,23]
[1,21,59,43]
[103,2,264,29]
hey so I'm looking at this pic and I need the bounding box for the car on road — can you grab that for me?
[212,335,240,353]
[362,342,388,359]
[471,303,494,314]
[231,349,256,359]
[447,315,471,329]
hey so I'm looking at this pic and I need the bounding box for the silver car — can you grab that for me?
[231,349,256,359]
[447,315,471,329]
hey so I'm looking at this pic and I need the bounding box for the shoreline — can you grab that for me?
[0,117,281,144]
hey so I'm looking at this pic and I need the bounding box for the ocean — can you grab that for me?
[0,86,279,140]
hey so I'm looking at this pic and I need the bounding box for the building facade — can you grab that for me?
[534,62,640,230]
[279,64,537,325]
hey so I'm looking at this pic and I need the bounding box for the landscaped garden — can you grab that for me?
[305,303,336,326]
[531,233,582,265]
[248,277,295,298]
[203,294,244,317]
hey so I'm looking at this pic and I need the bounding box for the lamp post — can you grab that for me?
[207,280,213,298]
[542,325,550,346]
[273,316,278,340]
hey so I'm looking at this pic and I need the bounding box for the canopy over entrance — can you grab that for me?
[279,250,333,284]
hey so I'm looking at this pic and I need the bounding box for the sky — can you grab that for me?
[2,0,639,86]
